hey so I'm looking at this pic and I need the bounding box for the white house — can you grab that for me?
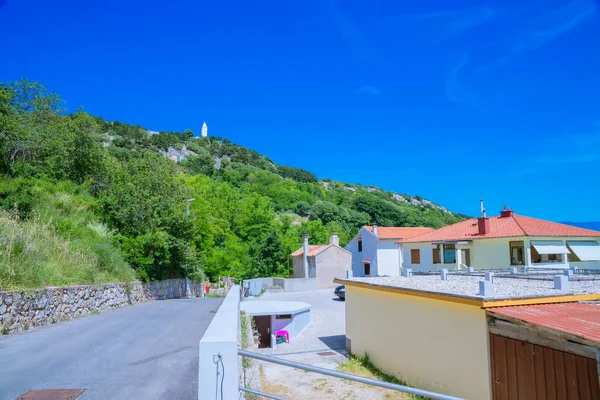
[400,206,600,272]
[346,226,433,277]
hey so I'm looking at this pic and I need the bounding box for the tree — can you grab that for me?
[308,201,340,224]
[67,110,104,184]
[296,201,311,216]
[181,147,214,176]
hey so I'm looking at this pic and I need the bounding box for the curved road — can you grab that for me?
[0,297,223,400]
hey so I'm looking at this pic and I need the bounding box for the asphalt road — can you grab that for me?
[0,297,223,400]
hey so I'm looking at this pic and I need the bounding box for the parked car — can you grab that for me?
[334,285,345,300]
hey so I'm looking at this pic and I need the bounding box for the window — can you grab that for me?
[363,262,371,276]
[432,245,441,264]
[530,242,567,264]
[509,241,525,265]
[443,244,456,263]
[358,239,363,252]
[410,249,420,264]
[276,314,292,319]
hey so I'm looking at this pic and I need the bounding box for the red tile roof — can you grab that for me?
[400,214,600,243]
[488,303,600,344]
[364,226,434,240]
[291,245,327,257]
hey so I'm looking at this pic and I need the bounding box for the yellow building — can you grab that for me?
[336,273,600,399]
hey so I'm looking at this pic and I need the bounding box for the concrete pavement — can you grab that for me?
[245,289,346,355]
[0,297,223,400]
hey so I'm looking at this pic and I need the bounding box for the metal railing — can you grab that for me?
[238,349,466,400]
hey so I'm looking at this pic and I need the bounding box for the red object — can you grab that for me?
[478,217,490,235]
[488,303,600,344]
[500,209,514,218]
[399,214,600,243]
[205,285,210,294]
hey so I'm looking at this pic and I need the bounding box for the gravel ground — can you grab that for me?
[243,289,410,399]
[337,274,600,300]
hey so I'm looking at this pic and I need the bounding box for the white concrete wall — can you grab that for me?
[347,236,361,277]
[402,243,436,272]
[271,309,310,338]
[199,286,239,400]
[348,228,378,277]
[571,261,600,269]
[345,285,491,400]
[361,229,378,276]
[376,240,401,276]
[272,278,317,292]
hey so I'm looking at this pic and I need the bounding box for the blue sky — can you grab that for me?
[1,0,599,221]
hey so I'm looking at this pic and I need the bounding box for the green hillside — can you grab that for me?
[0,79,468,289]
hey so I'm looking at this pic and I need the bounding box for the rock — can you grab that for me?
[0,304,6,315]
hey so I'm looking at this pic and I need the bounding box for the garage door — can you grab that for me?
[490,334,600,400]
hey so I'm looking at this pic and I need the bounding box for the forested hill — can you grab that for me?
[0,79,468,289]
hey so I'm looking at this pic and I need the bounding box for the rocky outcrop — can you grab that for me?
[0,279,207,334]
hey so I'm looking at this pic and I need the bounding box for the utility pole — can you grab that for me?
[185,198,195,298]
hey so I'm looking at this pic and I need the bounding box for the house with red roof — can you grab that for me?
[399,201,600,273]
[346,225,434,277]
[291,233,351,289]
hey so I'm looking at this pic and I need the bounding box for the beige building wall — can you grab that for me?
[314,247,351,289]
[470,238,510,269]
[292,256,304,278]
[345,285,491,400]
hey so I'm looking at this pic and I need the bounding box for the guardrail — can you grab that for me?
[238,349,466,400]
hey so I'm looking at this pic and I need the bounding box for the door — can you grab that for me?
[363,263,371,276]
[253,315,271,348]
[490,334,600,399]
[461,249,471,267]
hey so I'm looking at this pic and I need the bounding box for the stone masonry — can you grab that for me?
[0,279,208,334]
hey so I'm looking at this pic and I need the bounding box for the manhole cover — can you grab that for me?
[16,389,86,400]
[317,351,336,356]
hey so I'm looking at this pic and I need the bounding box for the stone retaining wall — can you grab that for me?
[0,279,207,334]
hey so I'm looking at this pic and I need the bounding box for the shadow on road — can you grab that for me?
[318,335,346,353]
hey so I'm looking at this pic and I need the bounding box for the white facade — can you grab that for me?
[346,227,402,277]
[401,237,600,272]
[201,122,208,137]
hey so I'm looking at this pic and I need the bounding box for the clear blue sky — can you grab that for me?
[2,0,599,221]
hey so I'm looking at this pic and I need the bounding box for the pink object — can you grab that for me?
[275,330,290,343]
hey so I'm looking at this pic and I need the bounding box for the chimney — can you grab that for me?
[500,204,514,218]
[329,232,339,246]
[478,198,489,235]
[372,224,378,236]
[302,233,309,278]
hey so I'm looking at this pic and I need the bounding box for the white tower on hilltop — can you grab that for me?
[201,122,208,137]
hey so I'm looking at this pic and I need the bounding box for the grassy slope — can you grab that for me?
[0,179,135,290]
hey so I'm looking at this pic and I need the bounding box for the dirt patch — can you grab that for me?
[257,355,410,400]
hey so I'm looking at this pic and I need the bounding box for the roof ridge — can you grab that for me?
[510,214,529,236]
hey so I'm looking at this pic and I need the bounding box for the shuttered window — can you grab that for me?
[411,249,420,264]
[433,247,440,264]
